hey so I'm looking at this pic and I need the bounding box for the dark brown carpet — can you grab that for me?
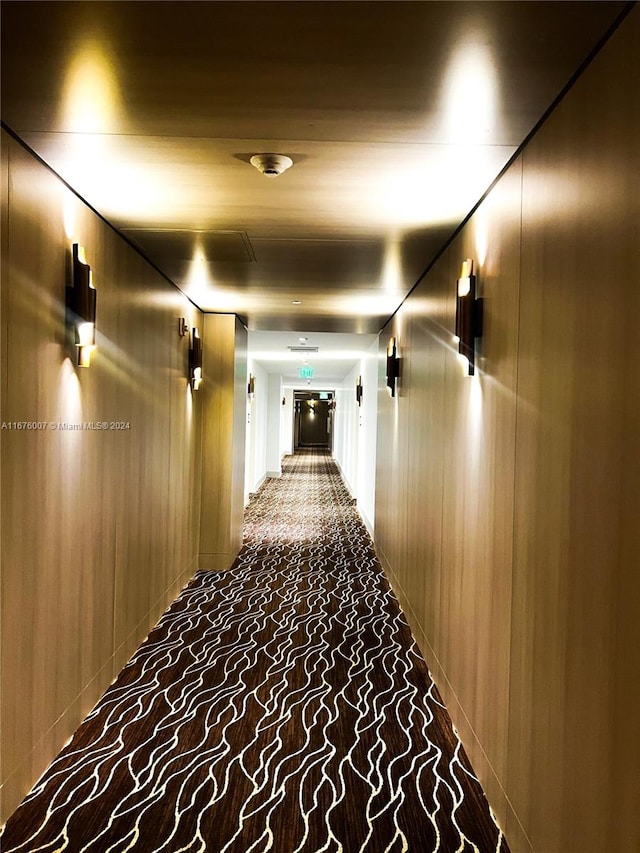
[2,449,509,852]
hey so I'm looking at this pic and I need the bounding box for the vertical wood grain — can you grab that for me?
[198,313,247,570]
[509,10,640,851]
[0,134,203,821]
[375,8,639,852]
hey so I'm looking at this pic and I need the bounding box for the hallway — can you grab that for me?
[2,451,507,852]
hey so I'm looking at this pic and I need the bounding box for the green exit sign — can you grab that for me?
[299,366,314,379]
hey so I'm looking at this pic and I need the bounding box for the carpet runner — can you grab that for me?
[2,449,509,852]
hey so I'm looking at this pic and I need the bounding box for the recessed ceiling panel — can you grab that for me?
[122,229,256,263]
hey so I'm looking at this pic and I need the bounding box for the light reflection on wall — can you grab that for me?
[62,192,78,241]
[55,358,84,479]
[186,378,194,428]
[467,372,484,472]
[474,205,490,268]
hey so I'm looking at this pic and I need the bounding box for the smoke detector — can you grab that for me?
[250,153,293,178]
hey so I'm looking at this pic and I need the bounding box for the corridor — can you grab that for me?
[2,451,507,852]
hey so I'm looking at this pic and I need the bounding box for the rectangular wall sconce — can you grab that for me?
[67,243,97,367]
[356,375,363,406]
[455,259,483,376]
[386,337,399,397]
[189,327,203,390]
[248,373,255,399]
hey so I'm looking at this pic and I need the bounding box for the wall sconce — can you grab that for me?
[386,337,400,397]
[248,373,255,400]
[66,243,96,367]
[356,375,363,406]
[455,259,483,376]
[189,327,203,390]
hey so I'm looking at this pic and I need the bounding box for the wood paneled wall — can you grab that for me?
[198,313,247,570]
[375,10,640,853]
[0,134,205,821]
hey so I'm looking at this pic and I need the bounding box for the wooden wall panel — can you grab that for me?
[231,317,248,556]
[380,164,522,836]
[198,313,247,570]
[509,11,640,851]
[375,8,639,852]
[0,135,203,821]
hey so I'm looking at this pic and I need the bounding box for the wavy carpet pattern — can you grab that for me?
[2,450,509,852]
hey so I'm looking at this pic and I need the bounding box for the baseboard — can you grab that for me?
[245,472,267,507]
[357,505,374,538]
[253,472,267,492]
[333,457,355,499]
[198,552,238,571]
[266,470,281,479]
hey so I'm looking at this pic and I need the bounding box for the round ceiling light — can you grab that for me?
[250,153,294,178]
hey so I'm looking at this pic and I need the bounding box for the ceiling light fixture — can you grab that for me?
[291,300,302,305]
[250,153,293,178]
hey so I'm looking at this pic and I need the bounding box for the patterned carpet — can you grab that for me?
[2,450,509,852]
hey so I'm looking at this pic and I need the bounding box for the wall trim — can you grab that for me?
[357,505,374,538]
[333,456,355,499]
[198,552,238,571]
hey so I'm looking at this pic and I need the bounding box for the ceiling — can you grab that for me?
[1,1,628,374]
[247,329,378,389]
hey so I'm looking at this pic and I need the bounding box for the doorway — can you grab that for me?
[294,391,334,450]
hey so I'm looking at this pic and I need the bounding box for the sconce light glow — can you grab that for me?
[189,327,203,391]
[63,194,77,240]
[76,322,96,367]
[62,43,123,135]
[67,243,97,368]
[455,258,483,376]
[457,352,471,375]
